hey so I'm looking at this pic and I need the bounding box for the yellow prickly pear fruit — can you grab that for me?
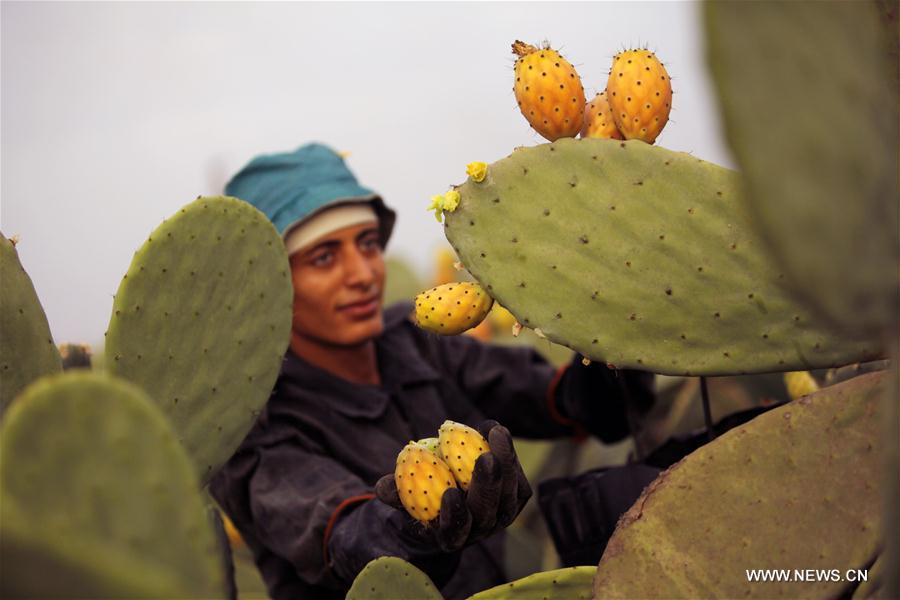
[606,49,672,143]
[416,437,440,454]
[512,40,586,141]
[784,371,820,400]
[580,91,624,140]
[489,304,518,333]
[414,282,494,336]
[438,420,490,491]
[395,441,457,523]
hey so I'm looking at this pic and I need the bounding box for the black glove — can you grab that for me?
[375,420,532,553]
[554,354,655,443]
[537,464,661,567]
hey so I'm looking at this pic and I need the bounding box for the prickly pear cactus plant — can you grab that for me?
[468,566,595,599]
[0,233,62,416]
[0,372,224,598]
[705,1,899,338]
[347,556,442,600]
[443,139,880,375]
[512,40,586,141]
[437,420,490,490]
[395,440,457,523]
[606,49,672,143]
[104,196,292,486]
[594,371,886,599]
[415,282,494,336]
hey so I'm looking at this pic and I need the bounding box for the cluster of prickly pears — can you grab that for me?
[510,40,672,144]
[393,421,490,522]
[414,281,494,336]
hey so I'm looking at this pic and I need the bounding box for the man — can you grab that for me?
[210,143,654,599]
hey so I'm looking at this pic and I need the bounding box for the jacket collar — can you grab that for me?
[275,302,439,419]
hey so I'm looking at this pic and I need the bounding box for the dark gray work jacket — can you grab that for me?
[209,302,572,599]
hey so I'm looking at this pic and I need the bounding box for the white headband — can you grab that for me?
[284,204,378,256]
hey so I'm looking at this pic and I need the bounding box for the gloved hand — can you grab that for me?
[537,464,661,567]
[553,354,655,443]
[375,420,531,553]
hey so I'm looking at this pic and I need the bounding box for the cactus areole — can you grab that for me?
[443,139,881,376]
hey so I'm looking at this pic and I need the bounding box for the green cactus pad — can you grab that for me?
[705,2,899,338]
[347,556,443,600]
[104,196,292,485]
[444,139,880,375]
[468,566,595,599]
[594,371,886,599]
[0,233,61,416]
[0,372,223,598]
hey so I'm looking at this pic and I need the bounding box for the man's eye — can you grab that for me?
[311,252,333,266]
[361,236,382,252]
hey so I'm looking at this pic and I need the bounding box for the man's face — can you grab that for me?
[288,221,385,347]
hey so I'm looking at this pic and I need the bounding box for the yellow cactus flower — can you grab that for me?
[466,162,488,182]
[427,194,445,223]
[443,190,461,213]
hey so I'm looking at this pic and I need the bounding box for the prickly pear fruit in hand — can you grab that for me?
[438,420,491,491]
[414,282,494,335]
[512,40,586,141]
[416,437,440,454]
[580,91,624,140]
[606,49,672,143]
[395,441,457,524]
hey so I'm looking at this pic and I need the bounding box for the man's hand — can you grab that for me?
[375,421,531,553]
[554,354,655,443]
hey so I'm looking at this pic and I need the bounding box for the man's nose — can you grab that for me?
[344,247,376,286]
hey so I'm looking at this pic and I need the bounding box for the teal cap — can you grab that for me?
[225,143,396,247]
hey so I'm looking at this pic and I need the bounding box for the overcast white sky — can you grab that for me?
[2,1,734,345]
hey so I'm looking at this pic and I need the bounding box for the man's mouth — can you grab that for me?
[338,295,380,318]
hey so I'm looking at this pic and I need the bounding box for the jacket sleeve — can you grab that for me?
[248,441,459,591]
[424,332,574,439]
